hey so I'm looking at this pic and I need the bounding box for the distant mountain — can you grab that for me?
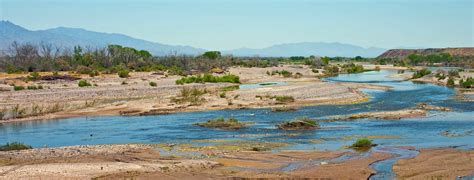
[1,20,386,57]
[0,20,205,56]
[223,42,386,57]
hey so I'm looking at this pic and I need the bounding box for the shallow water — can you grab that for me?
[0,70,473,177]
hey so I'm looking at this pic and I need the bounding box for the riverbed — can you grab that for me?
[1,70,473,178]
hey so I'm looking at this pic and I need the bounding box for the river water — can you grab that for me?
[1,70,473,178]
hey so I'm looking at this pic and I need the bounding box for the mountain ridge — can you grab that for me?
[1,20,386,57]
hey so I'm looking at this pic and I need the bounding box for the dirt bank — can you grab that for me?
[393,148,474,179]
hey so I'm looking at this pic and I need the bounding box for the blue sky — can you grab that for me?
[1,0,473,50]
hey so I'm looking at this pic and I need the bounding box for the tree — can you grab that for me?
[202,51,221,59]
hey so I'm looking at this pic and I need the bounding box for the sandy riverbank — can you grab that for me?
[0,65,389,124]
[1,144,471,179]
[393,148,474,179]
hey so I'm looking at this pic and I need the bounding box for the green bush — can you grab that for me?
[149,81,157,86]
[219,92,226,98]
[412,69,431,79]
[176,74,240,85]
[447,77,455,87]
[89,70,99,77]
[26,72,41,81]
[351,138,373,149]
[460,77,474,88]
[14,85,25,91]
[78,80,92,87]
[194,117,247,130]
[118,70,130,78]
[0,142,32,151]
[342,63,365,73]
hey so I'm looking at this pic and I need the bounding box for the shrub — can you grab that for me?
[324,65,339,75]
[149,81,157,86]
[27,72,41,81]
[89,70,99,77]
[194,117,247,130]
[342,63,365,73]
[171,88,207,106]
[447,77,455,87]
[118,70,130,78]
[0,142,32,151]
[293,72,303,78]
[448,70,460,78]
[78,80,92,87]
[351,138,373,149]
[14,85,25,91]
[27,85,43,90]
[274,95,295,104]
[412,69,431,79]
[277,117,319,130]
[460,77,474,88]
[176,74,240,84]
[219,92,226,98]
[76,65,93,75]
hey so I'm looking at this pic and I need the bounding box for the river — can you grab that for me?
[1,70,473,178]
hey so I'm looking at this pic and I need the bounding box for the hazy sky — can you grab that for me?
[1,0,473,50]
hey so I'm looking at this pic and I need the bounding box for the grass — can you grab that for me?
[0,142,32,151]
[171,88,207,106]
[194,117,248,130]
[176,73,240,85]
[220,85,240,91]
[277,117,319,130]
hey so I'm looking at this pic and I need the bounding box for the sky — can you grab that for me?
[1,0,473,50]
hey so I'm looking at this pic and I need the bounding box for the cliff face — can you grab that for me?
[377,48,474,59]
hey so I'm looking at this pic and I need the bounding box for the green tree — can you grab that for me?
[202,51,221,59]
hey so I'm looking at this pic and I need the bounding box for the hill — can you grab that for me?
[0,20,205,56]
[378,48,474,59]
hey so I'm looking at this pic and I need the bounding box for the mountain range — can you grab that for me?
[0,20,386,57]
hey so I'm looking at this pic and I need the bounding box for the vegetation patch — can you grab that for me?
[78,80,92,87]
[273,95,295,104]
[0,142,32,151]
[171,88,207,106]
[149,81,157,86]
[220,85,239,92]
[350,138,376,151]
[13,85,25,91]
[176,73,240,84]
[277,117,319,130]
[271,106,298,112]
[412,68,431,79]
[194,117,249,130]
